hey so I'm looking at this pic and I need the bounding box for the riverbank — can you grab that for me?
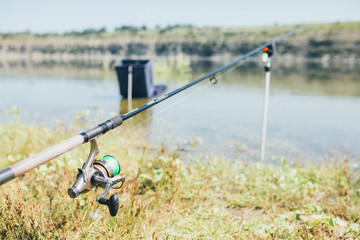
[1,22,359,62]
[0,123,359,239]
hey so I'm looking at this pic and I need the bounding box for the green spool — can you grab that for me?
[94,155,120,177]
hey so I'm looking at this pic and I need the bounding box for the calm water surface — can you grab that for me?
[1,59,359,163]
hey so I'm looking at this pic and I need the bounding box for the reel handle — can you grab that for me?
[97,194,119,217]
[92,174,125,217]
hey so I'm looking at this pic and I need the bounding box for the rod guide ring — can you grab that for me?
[210,75,217,84]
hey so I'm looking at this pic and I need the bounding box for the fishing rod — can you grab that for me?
[0,27,305,216]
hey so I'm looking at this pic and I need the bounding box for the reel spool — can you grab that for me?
[93,155,121,178]
[68,139,125,217]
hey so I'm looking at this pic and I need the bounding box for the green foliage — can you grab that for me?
[181,41,219,57]
[306,39,335,58]
[126,43,148,56]
[305,204,322,213]
[64,27,107,36]
[159,24,193,34]
[114,25,146,34]
[107,44,123,55]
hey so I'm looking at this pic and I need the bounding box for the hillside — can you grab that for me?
[0,22,359,62]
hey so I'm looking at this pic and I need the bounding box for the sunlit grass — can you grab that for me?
[0,123,359,239]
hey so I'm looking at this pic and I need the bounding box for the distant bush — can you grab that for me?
[159,24,193,34]
[224,32,236,37]
[107,44,123,55]
[155,42,179,55]
[68,45,107,54]
[200,43,216,57]
[63,27,107,36]
[33,45,57,54]
[308,39,333,48]
[275,42,299,54]
[114,25,146,34]
[181,41,217,57]
[126,43,148,56]
[232,42,257,55]
[307,39,334,58]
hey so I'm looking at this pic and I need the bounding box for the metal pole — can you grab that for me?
[127,65,133,111]
[260,57,271,162]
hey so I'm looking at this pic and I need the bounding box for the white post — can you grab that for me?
[127,65,133,111]
[260,57,271,162]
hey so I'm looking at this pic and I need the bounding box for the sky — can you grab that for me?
[0,0,359,33]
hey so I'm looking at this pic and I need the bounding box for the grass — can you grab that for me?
[0,123,360,239]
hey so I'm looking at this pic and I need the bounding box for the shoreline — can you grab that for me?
[1,52,360,65]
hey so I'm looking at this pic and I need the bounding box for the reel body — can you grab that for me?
[68,139,125,216]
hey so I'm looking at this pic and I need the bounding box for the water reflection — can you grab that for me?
[305,62,360,81]
[1,58,360,96]
[0,59,108,80]
[119,98,153,124]
[0,58,359,163]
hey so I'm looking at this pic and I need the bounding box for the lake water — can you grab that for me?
[0,58,359,164]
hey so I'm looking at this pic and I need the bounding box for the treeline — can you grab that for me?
[1,24,193,37]
[1,41,293,57]
[2,39,357,59]
[1,22,359,60]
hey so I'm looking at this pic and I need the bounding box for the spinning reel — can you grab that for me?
[68,139,125,217]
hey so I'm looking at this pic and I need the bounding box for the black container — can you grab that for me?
[115,59,166,98]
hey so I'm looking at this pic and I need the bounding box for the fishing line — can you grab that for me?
[216,58,249,80]
[125,81,212,131]
[122,58,249,133]
[120,80,213,138]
